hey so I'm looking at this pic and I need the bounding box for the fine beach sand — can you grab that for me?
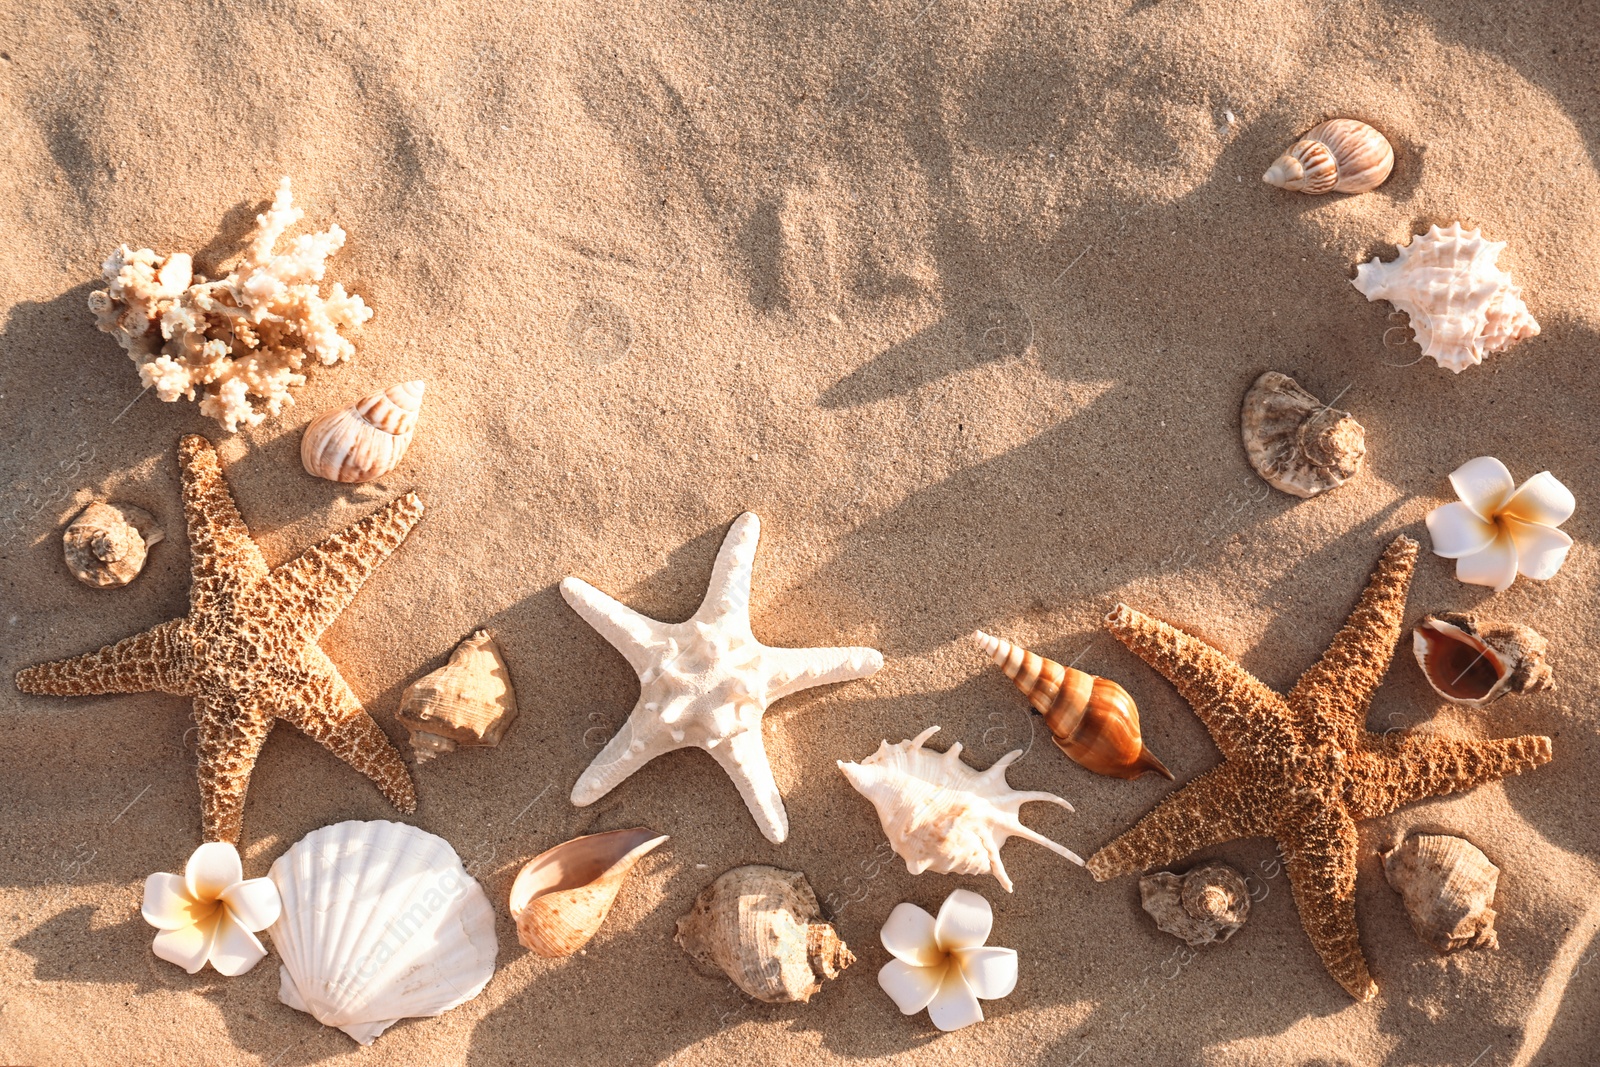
[2,1,1597,1064]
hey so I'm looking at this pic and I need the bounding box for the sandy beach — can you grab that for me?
[1,0,1596,1063]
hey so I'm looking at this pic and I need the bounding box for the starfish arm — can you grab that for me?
[560,578,664,673]
[271,649,417,817]
[15,620,195,697]
[1104,604,1299,758]
[694,513,759,625]
[195,695,277,843]
[1346,731,1553,820]
[705,726,789,844]
[178,436,269,610]
[264,493,425,644]
[1087,763,1269,879]
[761,644,884,702]
[1287,536,1418,744]
[570,702,676,805]
[1279,803,1376,1001]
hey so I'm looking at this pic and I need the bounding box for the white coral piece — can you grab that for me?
[88,177,372,431]
[1351,222,1539,373]
[837,726,1083,893]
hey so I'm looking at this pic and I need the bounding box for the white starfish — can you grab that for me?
[561,513,884,843]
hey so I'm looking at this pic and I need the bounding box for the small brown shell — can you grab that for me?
[674,865,854,1004]
[1139,863,1251,946]
[1262,118,1394,195]
[1382,833,1499,952]
[395,630,517,762]
[62,502,164,588]
[509,828,668,957]
[1241,371,1366,498]
[1412,613,1552,708]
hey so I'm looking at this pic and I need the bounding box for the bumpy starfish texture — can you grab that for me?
[15,436,421,843]
[562,512,883,843]
[1088,536,1552,1001]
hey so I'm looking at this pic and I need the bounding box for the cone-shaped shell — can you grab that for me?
[1263,119,1393,195]
[62,501,165,588]
[973,631,1172,780]
[675,865,854,1004]
[1412,613,1552,708]
[395,630,518,763]
[509,828,667,957]
[301,380,425,483]
[1382,833,1499,952]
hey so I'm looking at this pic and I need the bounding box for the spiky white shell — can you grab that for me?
[266,820,497,1045]
[836,726,1083,892]
[301,380,425,483]
[1352,223,1539,372]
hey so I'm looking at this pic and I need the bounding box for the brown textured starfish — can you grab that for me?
[15,435,421,843]
[1089,536,1552,1000]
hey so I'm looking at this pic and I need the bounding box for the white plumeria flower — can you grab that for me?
[141,841,282,976]
[1426,457,1575,593]
[878,889,1018,1031]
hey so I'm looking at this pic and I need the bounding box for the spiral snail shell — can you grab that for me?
[300,380,425,483]
[1262,119,1393,195]
[973,631,1172,780]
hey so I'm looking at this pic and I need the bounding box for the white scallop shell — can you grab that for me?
[1352,223,1539,372]
[301,380,425,483]
[265,820,497,1045]
[836,726,1083,893]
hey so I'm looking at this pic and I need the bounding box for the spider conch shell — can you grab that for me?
[394,630,518,762]
[1412,613,1552,708]
[1139,862,1251,947]
[1263,118,1393,195]
[973,631,1172,779]
[509,828,668,957]
[1382,833,1499,953]
[674,865,854,1004]
[1241,371,1366,498]
[301,380,425,483]
[1352,223,1540,372]
[62,502,164,588]
[837,726,1083,893]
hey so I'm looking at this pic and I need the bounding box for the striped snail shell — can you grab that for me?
[300,380,425,483]
[974,631,1172,780]
[1262,119,1394,195]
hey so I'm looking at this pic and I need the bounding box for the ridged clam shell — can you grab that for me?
[301,380,425,483]
[1412,613,1553,708]
[837,726,1083,893]
[265,820,497,1045]
[1139,862,1251,947]
[395,630,518,763]
[62,501,164,588]
[509,828,667,957]
[1241,371,1366,498]
[1382,833,1499,953]
[1263,119,1393,195]
[675,865,853,1004]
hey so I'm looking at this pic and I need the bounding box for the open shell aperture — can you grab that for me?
[1412,613,1552,707]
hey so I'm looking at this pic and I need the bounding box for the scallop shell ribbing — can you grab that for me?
[266,820,497,1045]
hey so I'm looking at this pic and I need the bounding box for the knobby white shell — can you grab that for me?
[266,820,497,1045]
[1352,223,1539,372]
[1241,371,1366,498]
[301,380,425,483]
[1263,118,1394,195]
[837,726,1083,893]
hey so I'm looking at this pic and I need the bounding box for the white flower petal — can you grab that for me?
[1449,457,1515,521]
[185,842,243,901]
[142,872,208,931]
[1455,531,1520,593]
[934,889,993,951]
[926,963,985,1031]
[207,913,268,976]
[1425,502,1498,559]
[1501,472,1575,528]
[1506,517,1573,581]
[879,958,947,1015]
[220,877,282,932]
[952,946,1019,1000]
[152,913,219,974]
[880,902,944,967]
